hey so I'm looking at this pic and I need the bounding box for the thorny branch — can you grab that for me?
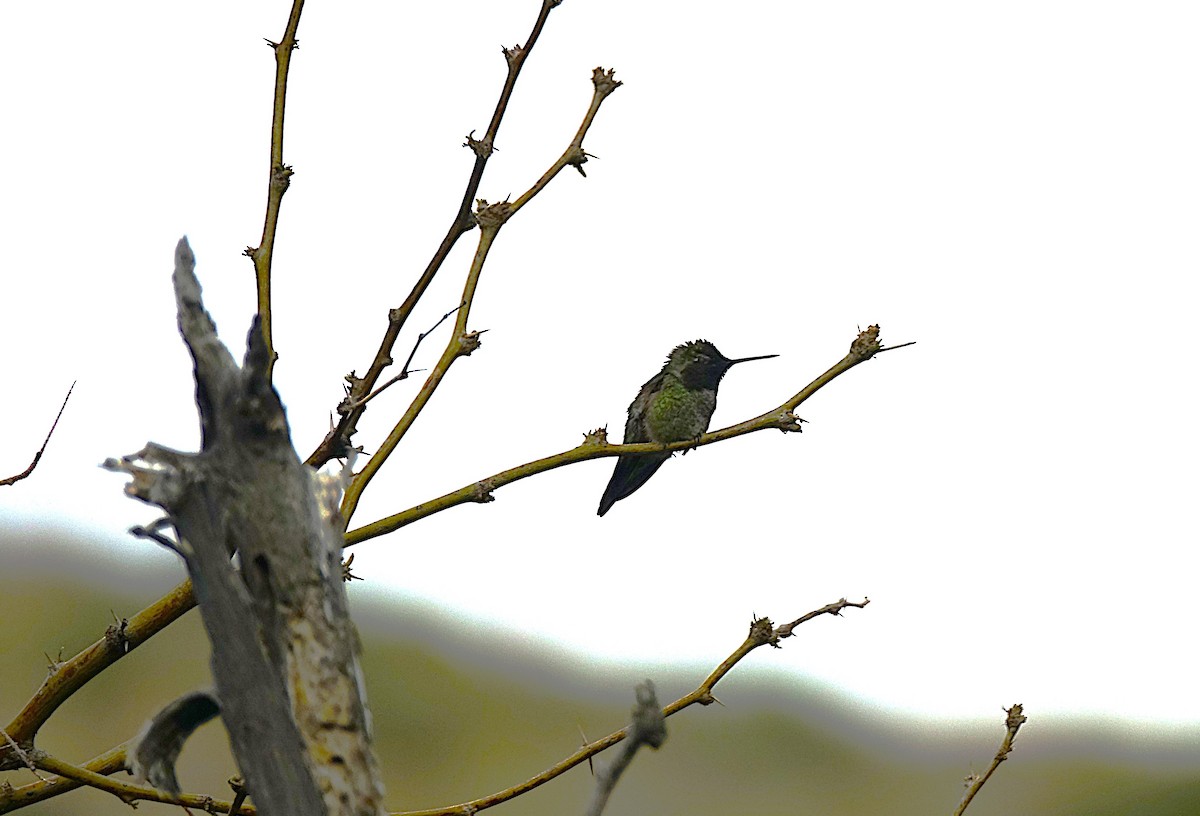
[0,746,258,815]
[307,0,564,468]
[341,304,464,412]
[396,599,869,816]
[339,66,622,522]
[0,4,921,813]
[0,325,900,779]
[2,2,619,782]
[0,580,196,761]
[952,704,1027,816]
[0,745,128,812]
[242,0,306,380]
[1,601,865,814]
[346,326,908,546]
[19,753,255,815]
[0,382,74,487]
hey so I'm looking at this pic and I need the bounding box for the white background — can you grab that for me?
[1,2,1197,725]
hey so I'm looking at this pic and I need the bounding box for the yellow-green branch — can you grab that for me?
[245,0,306,380]
[307,0,564,468]
[1,580,196,751]
[347,326,903,546]
[393,600,867,816]
[26,754,251,815]
[340,70,622,523]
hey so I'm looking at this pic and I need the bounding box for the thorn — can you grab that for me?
[577,725,594,776]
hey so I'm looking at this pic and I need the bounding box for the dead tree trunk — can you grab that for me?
[106,237,385,816]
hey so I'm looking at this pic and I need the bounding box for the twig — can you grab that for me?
[228,776,250,816]
[510,68,621,213]
[339,67,622,522]
[395,599,868,816]
[1,381,74,487]
[0,729,46,782]
[0,739,255,815]
[30,753,254,815]
[0,580,196,759]
[242,0,306,380]
[346,326,908,546]
[129,517,183,555]
[342,304,463,411]
[1,3,614,785]
[0,743,129,812]
[583,681,666,816]
[306,0,564,469]
[774,597,872,638]
[953,704,1027,816]
[4,595,868,811]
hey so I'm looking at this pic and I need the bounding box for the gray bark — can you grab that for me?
[106,237,385,816]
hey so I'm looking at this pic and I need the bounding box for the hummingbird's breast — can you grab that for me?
[645,377,716,443]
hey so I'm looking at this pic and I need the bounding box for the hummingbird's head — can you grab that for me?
[667,340,777,390]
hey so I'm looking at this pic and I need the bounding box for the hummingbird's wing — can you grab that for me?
[597,371,672,516]
[622,370,667,443]
[596,451,671,516]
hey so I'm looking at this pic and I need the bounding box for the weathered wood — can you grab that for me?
[106,238,385,816]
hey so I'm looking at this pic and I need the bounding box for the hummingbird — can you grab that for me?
[597,340,777,516]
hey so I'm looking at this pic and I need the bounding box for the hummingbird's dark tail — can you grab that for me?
[597,452,671,516]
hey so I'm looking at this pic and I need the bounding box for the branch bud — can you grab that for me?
[591,67,622,99]
[458,330,485,356]
[463,130,496,159]
[773,411,806,433]
[582,426,609,446]
[503,44,524,68]
[472,479,496,503]
[566,147,596,177]
[849,324,882,360]
[474,198,513,229]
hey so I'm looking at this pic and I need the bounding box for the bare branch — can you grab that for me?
[774,597,872,639]
[346,326,909,546]
[509,67,622,215]
[340,71,622,523]
[239,0,306,380]
[953,704,1027,816]
[0,580,196,761]
[28,753,255,815]
[0,744,128,812]
[341,304,464,412]
[0,728,46,782]
[395,600,867,816]
[307,0,565,469]
[0,381,74,487]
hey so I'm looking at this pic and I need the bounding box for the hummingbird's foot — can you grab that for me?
[681,433,704,456]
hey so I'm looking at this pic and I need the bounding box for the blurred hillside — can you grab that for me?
[1,525,1198,815]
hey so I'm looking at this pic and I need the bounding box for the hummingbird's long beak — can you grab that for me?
[728,353,778,365]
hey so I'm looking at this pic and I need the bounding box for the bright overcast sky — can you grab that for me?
[2,2,1198,727]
